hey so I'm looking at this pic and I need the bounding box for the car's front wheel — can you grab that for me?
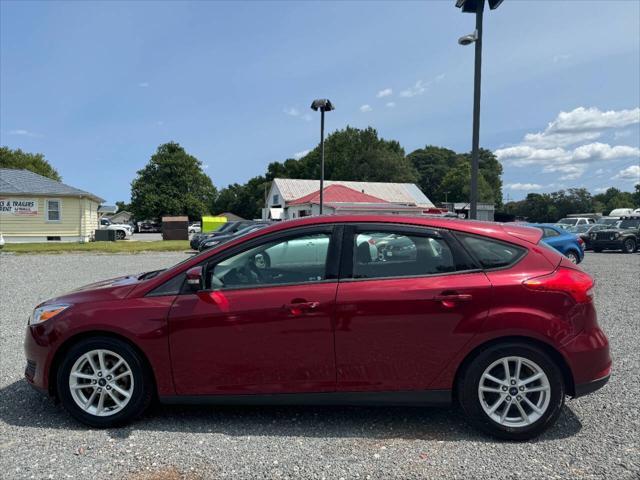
[623,238,636,254]
[115,230,126,240]
[458,342,564,440]
[56,337,152,428]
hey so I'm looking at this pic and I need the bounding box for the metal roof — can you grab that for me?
[273,178,434,207]
[289,184,388,205]
[0,168,104,203]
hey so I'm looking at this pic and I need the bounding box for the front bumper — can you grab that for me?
[591,240,624,250]
[24,325,55,394]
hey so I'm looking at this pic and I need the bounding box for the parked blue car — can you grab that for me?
[526,223,585,264]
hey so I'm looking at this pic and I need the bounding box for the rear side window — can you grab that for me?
[353,232,457,279]
[457,234,525,269]
[542,227,560,238]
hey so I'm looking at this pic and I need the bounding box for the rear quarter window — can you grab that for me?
[456,234,526,269]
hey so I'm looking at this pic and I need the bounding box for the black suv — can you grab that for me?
[590,216,640,253]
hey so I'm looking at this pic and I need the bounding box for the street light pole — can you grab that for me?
[319,108,325,214]
[456,0,504,220]
[469,0,484,220]
[310,99,335,216]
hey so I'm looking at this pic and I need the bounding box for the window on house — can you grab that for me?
[272,194,279,205]
[47,200,61,221]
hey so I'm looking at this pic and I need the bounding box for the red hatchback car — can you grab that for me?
[24,216,611,439]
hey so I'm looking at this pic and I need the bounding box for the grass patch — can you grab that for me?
[2,240,191,254]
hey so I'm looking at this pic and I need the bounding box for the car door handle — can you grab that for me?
[283,301,320,315]
[433,293,472,307]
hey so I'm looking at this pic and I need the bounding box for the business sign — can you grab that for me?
[0,198,39,216]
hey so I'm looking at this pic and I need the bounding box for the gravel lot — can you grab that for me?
[0,251,638,479]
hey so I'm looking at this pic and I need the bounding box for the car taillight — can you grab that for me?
[522,267,594,303]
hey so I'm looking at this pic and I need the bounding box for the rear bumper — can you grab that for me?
[574,374,610,398]
[562,325,611,397]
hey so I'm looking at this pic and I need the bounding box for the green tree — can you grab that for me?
[115,201,131,213]
[406,146,457,203]
[439,161,495,204]
[267,126,418,183]
[130,142,216,220]
[0,146,61,181]
[456,148,503,207]
[212,176,270,220]
[592,187,637,214]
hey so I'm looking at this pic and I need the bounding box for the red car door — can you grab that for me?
[168,228,339,395]
[334,225,492,392]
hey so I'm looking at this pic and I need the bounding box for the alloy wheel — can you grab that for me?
[566,251,578,263]
[68,349,134,417]
[478,356,551,428]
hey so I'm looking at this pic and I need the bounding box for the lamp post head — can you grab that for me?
[458,30,478,45]
[310,99,335,112]
[455,0,504,13]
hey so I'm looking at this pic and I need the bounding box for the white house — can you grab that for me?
[263,178,435,220]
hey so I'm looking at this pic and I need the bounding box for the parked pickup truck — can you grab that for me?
[590,216,640,253]
[99,218,133,240]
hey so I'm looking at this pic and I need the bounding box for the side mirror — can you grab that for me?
[185,266,203,291]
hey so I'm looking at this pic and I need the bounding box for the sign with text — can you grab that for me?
[0,198,39,216]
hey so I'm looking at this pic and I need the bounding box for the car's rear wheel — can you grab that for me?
[565,250,579,264]
[116,230,126,240]
[623,238,636,254]
[458,342,564,440]
[57,337,152,428]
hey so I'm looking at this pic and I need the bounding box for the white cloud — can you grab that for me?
[553,54,571,63]
[283,107,300,117]
[507,183,543,190]
[399,79,428,98]
[293,149,310,160]
[385,102,396,108]
[8,129,40,137]
[522,107,640,148]
[376,88,393,98]
[360,104,372,113]
[398,74,445,98]
[612,165,640,181]
[138,82,149,88]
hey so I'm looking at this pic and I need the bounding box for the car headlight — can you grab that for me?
[29,304,70,325]
[614,232,620,238]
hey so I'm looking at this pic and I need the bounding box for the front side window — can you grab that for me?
[457,234,525,269]
[47,200,61,221]
[353,231,456,279]
[207,233,331,289]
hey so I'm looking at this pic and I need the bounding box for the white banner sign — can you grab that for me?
[0,198,39,216]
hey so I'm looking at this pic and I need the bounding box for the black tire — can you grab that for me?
[593,247,603,253]
[457,342,565,441]
[116,230,126,240]
[56,336,153,428]
[623,238,636,254]
[565,250,580,264]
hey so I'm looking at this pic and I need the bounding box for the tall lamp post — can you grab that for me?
[310,99,334,215]
[455,0,504,219]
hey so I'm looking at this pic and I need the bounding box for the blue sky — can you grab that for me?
[1,0,639,204]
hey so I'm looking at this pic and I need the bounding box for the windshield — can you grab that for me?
[597,218,619,225]
[556,218,575,225]
[618,219,640,229]
[570,225,590,233]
